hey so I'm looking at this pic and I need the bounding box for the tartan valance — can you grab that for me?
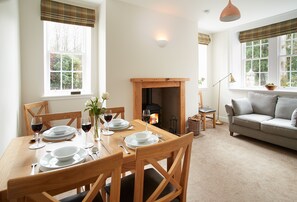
[198,33,211,45]
[41,0,95,27]
[239,18,297,43]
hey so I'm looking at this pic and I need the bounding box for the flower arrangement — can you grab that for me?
[84,92,110,116]
[84,92,110,140]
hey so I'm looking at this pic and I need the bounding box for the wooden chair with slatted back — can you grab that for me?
[105,132,194,202]
[99,107,125,124]
[198,91,216,131]
[36,111,82,129]
[7,152,123,202]
[24,101,50,136]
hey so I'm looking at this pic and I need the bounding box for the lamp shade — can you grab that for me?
[229,73,236,83]
[220,0,241,22]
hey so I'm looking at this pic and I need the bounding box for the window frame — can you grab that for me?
[43,21,92,97]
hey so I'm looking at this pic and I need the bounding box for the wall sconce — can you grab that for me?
[156,39,168,48]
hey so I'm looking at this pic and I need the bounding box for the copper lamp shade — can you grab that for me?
[220,0,241,22]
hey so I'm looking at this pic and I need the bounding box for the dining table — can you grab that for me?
[0,119,179,202]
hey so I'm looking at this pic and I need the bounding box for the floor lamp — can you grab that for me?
[212,73,236,125]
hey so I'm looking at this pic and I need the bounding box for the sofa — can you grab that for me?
[225,92,297,151]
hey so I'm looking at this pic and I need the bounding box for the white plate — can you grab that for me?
[43,126,76,139]
[39,147,87,172]
[43,133,75,141]
[124,133,158,147]
[106,120,130,131]
[52,126,70,135]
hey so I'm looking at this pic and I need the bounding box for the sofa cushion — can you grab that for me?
[248,92,278,117]
[275,97,297,119]
[232,98,253,115]
[291,108,297,127]
[233,114,273,130]
[261,118,297,139]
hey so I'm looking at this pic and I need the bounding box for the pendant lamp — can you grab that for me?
[220,0,241,22]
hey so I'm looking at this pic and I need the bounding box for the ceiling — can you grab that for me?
[84,0,297,33]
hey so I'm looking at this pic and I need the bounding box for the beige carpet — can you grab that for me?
[187,123,297,202]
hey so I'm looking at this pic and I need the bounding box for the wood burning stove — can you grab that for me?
[142,88,161,127]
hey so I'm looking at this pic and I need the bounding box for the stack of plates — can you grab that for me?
[39,147,87,171]
[43,126,76,141]
[124,132,159,149]
[107,119,130,131]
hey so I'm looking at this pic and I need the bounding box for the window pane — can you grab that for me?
[50,72,60,90]
[260,59,268,72]
[50,53,61,71]
[252,60,259,72]
[262,39,268,44]
[246,60,251,72]
[280,72,289,87]
[253,46,260,58]
[286,57,291,71]
[262,44,268,57]
[286,41,291,55]
[254,73,259,85]
[73,72,82,89]
[292,56,297,71]
[246,47,252,59]
[62,54,72,71]
[246,41,252,46]
[293,39,297,55]
[62,72,72,89]
[253,40,260,45]
[260,73,268,85]
[292,72,297,87]
[73,55,82,71]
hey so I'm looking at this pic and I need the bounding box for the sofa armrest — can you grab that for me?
[225,104,234,116]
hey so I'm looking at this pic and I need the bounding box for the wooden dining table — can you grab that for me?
[0,119,179,202]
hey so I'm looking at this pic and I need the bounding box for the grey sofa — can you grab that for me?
[225,92,297,151]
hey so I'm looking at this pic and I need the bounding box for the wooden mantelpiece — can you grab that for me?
[130,78,189,134]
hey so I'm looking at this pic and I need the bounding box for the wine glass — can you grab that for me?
[142,109,151,133]
[82,117,94,148]
[29,117,46,150]
[103,109,114,135]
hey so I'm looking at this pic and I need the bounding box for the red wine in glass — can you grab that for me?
[104,114,112,123]
[142,109,151,132]
[143,115,150,123]
[31,123,43,133]
[82,123,92,132]
[29,117,45,150]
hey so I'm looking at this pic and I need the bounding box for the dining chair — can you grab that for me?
[36,111,82,129]
[105,132,194,202]
[99,107,125,124]
[7,152,123,202]
[24,101,50,136]
[198,91,216,130]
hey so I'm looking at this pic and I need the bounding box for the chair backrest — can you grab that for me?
[134,132,194,202]
[36,111,82,129]
[24,101,50,136]
[99,107,125,124]
[7,152,123,202]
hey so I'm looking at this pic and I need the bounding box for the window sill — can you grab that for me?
[230,87,297,93]
[42,93,94,101]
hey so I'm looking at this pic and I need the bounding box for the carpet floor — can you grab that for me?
[187,123,297,202]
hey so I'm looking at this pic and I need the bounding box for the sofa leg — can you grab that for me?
[230,132,234,136]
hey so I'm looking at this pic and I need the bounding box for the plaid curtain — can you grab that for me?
[41,0,95,27]
[198,33,211,45]
[239,18,297,43]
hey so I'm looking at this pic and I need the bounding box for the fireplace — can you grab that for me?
[142,88,161,127]
[130,78,189,134]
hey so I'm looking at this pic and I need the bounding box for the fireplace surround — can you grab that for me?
[130,78,189,134]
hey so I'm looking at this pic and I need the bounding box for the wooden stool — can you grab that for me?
[199,108,216,131]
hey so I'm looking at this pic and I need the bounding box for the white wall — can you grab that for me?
[0,0,21,155]
[19,0,100,133]
[105,0,199,123]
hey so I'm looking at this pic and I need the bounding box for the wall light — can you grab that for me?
[156,39,168,48]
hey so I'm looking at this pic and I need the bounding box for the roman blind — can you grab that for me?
[239,18,297,43]
[198,33,211,45]
[41,0,95,27]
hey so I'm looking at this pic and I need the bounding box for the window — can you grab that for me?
[279,33,297,87]
[242,39,269,87]
[241,33,297,89]
[198,44,208,88]
[44,21,91,96]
